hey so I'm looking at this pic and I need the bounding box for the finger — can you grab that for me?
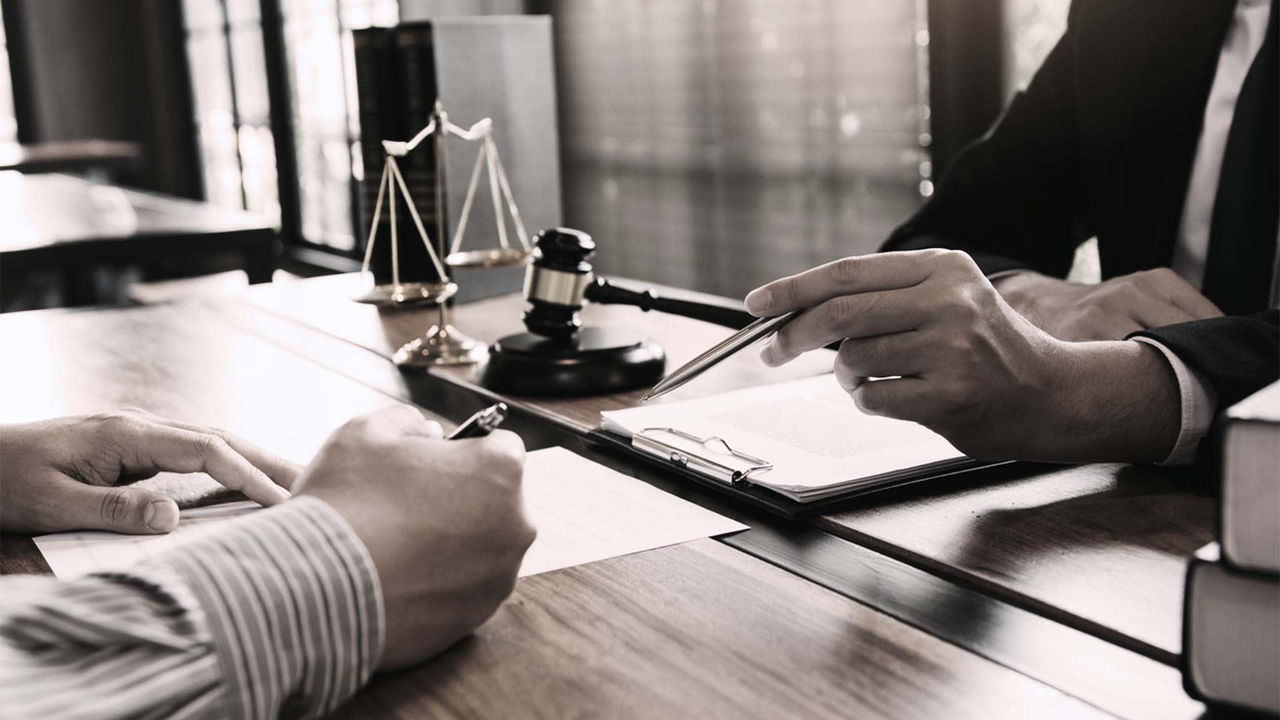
[148,418,303,490]
[1122,293,1197,330]
[117,422,291,506]
[760,288,928,367]
[745,251,940,317]
[846,376,933,424]
[831,334,926,385]
[1143,272,1223,319]
[55,481,181,534]
[356,405,442,440]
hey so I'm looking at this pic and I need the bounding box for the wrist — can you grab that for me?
[1043,340,1180,463]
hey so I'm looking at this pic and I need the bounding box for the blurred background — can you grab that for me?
[0,0,1070,310]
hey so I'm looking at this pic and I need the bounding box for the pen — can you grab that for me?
[641,310,802,403]
[447,402,509,439]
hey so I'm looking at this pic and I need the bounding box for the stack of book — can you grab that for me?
[1182,380,1280,715]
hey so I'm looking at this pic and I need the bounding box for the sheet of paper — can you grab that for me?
[517,446,746,576]
[601,374,966,496]
[35,448,746,579]
[35,501,260,578]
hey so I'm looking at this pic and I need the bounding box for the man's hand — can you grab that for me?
[0,409,296,534]
[992,268,1223,341]
[745,250,1181,463]
[291,405,535,670]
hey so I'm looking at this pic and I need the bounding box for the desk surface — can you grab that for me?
[0,302,1150,720]
[0,140,142,175]
[240,273,1215,664]
[0,173,270,254]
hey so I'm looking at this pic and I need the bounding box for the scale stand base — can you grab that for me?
[395,323,489,368]
[479,326,665,396]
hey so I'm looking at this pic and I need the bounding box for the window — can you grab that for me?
[181,0,395,257]
[278,0,397,253]
[182,0,281,224]
[0,9,18,143]
[546,0,931,298]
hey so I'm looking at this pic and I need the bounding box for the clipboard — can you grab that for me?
[586,425,1005,519]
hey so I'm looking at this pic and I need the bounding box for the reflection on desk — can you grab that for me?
[241,273,1215,663]
[0,301,1142,719]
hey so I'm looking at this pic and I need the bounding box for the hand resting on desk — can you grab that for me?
[992,267,1223,342]
[745,250,1180,464]
[0,408,296,534]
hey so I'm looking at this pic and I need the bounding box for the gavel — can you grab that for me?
[521,227,752,339]
[478,227,751,396]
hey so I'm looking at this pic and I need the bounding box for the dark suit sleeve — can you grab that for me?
[1130,310,1280,408]
[882,7,1088,277]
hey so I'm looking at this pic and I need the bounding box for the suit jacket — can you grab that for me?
[882,0,1278,408]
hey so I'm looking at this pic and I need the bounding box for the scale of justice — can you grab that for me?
[355,102,752,396]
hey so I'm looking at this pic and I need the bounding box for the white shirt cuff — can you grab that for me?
[1132,337,1219,466]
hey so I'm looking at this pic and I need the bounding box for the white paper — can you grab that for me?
[35,448,746,580]
[601,374,968,500]
[517,447,746,576]
[34,501,260,578]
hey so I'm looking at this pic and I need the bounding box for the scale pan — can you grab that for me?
[352,280,458,307]
[445,248,531,269]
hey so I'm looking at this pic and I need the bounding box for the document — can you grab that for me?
[601,374,973,502]
[35,447,746,579]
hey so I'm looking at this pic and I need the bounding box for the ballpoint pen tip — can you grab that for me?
[639,390,654,403]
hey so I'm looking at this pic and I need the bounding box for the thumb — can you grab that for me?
[59,483,181,534]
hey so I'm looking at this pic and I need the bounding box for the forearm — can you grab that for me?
[0,497,384,720]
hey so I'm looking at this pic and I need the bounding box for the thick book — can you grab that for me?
[1220,380,1280,574]
[1182,544,1280,715]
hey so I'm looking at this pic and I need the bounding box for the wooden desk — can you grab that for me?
[0,140,142,175]
[0,302,1146,719]
[0,173,275,308]
[238,273,1215,665]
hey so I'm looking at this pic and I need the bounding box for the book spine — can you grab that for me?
[386,22,446,284]
[1181,548,1207,704]
[353,24,444,285]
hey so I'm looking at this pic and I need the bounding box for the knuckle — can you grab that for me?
[830,256,861,285]
[194,433,231,458]
[939,249,976,273]
[99,489,136,525]
[831,295,862,327]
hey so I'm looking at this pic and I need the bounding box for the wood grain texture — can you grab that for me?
[727,526,1203,720]
[0,302,419,575]
[0,302,1118,719]
[242,273,837,433]
[332,540,1111,720]
[819,462,1213,663]
[240,274,1215,664]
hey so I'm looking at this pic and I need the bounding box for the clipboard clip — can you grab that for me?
[632,427,773,487]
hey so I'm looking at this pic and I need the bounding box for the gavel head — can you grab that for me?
[522,227,596,339]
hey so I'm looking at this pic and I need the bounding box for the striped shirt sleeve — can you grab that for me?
[0,497,384,720]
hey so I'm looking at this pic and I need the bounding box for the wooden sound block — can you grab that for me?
[479,327,665,396]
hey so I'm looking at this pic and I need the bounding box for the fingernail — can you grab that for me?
[145,500,179,532]
[744,287,771,315]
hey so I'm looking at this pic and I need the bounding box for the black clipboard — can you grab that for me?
[586,427,1005,519]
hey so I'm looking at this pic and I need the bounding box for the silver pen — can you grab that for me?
[640,310,802,402]
[447,402,508,439]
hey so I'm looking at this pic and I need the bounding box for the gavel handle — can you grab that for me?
[584,277,756,330]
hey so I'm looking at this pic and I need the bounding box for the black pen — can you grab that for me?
[447,402,508,439]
